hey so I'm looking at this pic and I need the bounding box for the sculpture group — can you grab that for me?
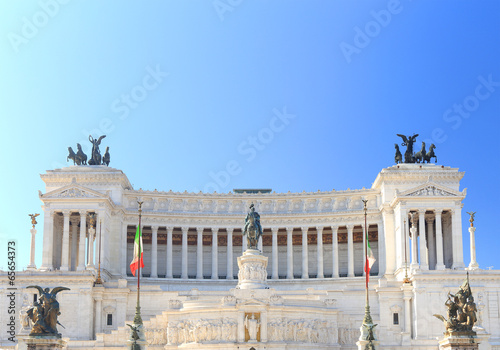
[25,286,70,337]
[395,134,437,164]
[67,135,110,166]
[434,273,477,336]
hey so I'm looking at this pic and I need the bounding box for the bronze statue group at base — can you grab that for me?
[395,133,437,164]
[67,135,110,166]
[25,286,70,337]
[434,273,477,337]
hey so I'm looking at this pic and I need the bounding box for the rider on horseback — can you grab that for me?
[243,203,263,250]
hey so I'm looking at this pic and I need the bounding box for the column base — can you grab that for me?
[77,265,86,271]
[86,264,95,270]
[452,263,466,270]
[60,266,69,271]
[38,265,53,271]
[436,263,446,270]
[26,265,36,270]
[420,264,429,270]
[468,262,479,270]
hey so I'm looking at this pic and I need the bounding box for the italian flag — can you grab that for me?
[129,226,144,277]
[364,231,376,287]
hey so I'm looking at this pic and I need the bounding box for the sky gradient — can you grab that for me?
[0,1,499,271]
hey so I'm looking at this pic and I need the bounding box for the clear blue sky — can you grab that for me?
[0,1,499,271]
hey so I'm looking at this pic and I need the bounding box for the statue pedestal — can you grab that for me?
[438,335,479,350]
[356,339,379,350]
[16,335,67,350]
[237,249,268,290]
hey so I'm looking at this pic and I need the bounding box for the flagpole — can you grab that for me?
[403,218,411,284]
[363,200,369,307]
[134,201,143,325]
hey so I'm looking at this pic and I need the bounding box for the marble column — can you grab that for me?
[77,211,87,271]
[271,227,279,279]
[376,222,386,276]
[120,222,127,277]
[435,211,445,270]
[302,226,309,279]
[451,209,465,269]
[60,210,71,271]
[227,228,234,280]
[86,224,95,269]
[426,216,435,270]
[27,228,37,270]
[331,225,339,278]
[410,214,419,270]
[181,227,188,279]
[468,226,479,270]
[419,211,428,270]
[196,227,204,280]
[166,227,173,278]
[151,225,158,278]
[70,216,79,271]
[212,228,218,280]
[286,227,293,279]
[347,225,354,277]
[40,209,54,270]
[316,226,324,278]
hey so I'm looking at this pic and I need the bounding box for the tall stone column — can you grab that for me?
[286,227,293,279]
[94,294,103,336]
[435,211,445,270]
[316,226,324,278]
[86,224,95,269]
[271,227,279,279]
[120,222,127,277]
[410,214,419,270]
[40,208,54,270]
[468,226,479,270]
[212,227,218,280]
[70,216,79,271]
[181,227,188,279]
[60,210,71,271]
[151,225,158,278]
[77,211,87,271]
[426,216,435,270]
[227,228,234,280]
[27,228,37,270]
[347,225,354,277]
[331,225,339,278]
[451,209,465,269]
[196,227,204,280]
[419,211,429,270]
[166,227,173,278]
[376,222,386,276]
[302,226,309,279]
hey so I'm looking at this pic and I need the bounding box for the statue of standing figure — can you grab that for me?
[396,134,419,163]
[88,135,106,165]
[243,204,263,250]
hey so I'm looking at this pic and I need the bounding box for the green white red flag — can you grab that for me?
[130,226,144,277]
[364,231,376,287]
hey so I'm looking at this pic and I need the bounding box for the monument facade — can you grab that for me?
[0,162,499,349]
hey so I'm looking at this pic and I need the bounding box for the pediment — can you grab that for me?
[397,182,463,198]
[237,298,269,307]
[40,184,108,200]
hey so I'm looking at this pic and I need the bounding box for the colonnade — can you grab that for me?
[127,224,382,280]
[404,209,463,271]
[40,210,100,271]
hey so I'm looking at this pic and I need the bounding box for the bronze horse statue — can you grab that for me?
[424,144,437,163]
[414,142,426,163]
[394,144,403,164]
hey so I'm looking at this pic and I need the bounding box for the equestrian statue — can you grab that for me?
[243,203,263,250]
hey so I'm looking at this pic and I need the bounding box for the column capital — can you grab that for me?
[316,226,324,233]
[286,227,294,233]
[301,226,309,233]
[62,209,71,217]
[151,225,159,232]
[166,226,174,233]
[226,227,234,234]
[211,227,219,234]
[346,224,354,231]
[271,227,279,234]
[181,226,189,233]
[196,227,204,234]
[331,224,338,231]
[79,209,87,216]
